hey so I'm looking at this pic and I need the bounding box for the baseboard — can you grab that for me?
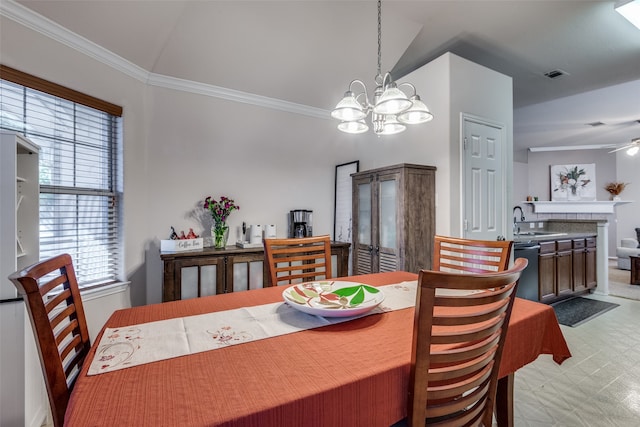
[26,404,48,427]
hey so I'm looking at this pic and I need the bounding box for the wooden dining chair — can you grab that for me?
[8,253,91,427]
[433,235,514,273]
[406,257,527,427]
[263,235,332,286]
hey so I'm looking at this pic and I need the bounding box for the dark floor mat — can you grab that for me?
[552,297,619,327]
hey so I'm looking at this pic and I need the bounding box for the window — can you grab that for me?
[0,65,123,288]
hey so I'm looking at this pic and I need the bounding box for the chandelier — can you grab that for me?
[331,0,433,135]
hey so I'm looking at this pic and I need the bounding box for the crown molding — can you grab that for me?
[528,144,615,152]
[1,0,150,82]
[1,0,330,120]
[147,74,329,120]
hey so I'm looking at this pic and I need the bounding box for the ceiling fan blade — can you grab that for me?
[608,144,632,153]
[607,138,639,154]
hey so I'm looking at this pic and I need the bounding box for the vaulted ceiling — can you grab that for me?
[10,0,640,154]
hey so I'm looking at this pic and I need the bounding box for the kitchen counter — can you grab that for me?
[513,231,597,245]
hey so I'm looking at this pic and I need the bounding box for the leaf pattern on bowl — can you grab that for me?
[285,283,380,309]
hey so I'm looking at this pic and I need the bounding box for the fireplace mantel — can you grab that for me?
[522,200,632,214]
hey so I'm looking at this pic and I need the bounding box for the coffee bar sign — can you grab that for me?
[161,238,204,253]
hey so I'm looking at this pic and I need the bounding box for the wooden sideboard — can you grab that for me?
[160,242,350,302]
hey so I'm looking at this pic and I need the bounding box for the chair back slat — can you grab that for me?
[408,258,527,427]
[56,319,80,346]
[9,253,90,427]
[263,235,333,286]
[40,273,68,296]
[46,289,72,314]
[430,332,501,364]
[433,235,513,274]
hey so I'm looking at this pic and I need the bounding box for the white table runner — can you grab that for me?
[88,281,417,375]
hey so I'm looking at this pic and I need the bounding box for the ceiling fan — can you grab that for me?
[608,137,640,155]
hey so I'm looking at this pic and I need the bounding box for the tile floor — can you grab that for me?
[512,266,640,426]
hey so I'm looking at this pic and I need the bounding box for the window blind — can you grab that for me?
[0,75,122,288]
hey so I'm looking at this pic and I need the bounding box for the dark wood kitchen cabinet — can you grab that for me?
[585,237,597,289]
[574,237,597,292]
[538,242,556,302]
[161,242,350,302]
[572,238,587,293]
[538,237,596,304]
[351,164,436,275]
[538,240,573,303]
[556,240,573,297]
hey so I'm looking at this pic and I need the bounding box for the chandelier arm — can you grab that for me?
[381,72,393,89]
[349,79,371,108]
[355,92,372,111]
[398,82,417,97]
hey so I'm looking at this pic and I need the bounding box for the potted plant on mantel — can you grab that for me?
[604,182,629,201]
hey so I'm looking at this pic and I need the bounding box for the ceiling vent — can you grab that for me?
[543,69,569,79]
[586,121,606,127]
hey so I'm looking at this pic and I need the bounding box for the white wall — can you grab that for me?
[448,54,514,237]
[142,86,356,303]
[398,53,514,238]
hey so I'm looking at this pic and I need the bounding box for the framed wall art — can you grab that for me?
[550,163,596,201]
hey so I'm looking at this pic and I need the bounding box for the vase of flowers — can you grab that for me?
[204,196,240,249]
[604,182,628,201]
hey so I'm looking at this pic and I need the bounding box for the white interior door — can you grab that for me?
[462,116,506,241]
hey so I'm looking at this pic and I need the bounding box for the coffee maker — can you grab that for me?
[289,210,313,238]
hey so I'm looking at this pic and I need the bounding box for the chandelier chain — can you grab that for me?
[377,0,382,78]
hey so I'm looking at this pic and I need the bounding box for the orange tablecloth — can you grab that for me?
[65,271,571,427]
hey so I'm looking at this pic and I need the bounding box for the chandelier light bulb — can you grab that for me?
[331,91,366,121]
[338,120,369,134]
[397,96,434,124]
[373,83,412,115]
[627,145,639,156]
[379,115,406,135]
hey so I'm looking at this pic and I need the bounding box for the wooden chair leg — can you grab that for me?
[495,373,515,427]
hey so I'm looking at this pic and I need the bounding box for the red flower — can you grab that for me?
[204,195,239,229]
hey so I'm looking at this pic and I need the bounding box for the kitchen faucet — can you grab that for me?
[513,206,525,234]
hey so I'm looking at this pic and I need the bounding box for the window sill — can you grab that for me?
[80,281,130,302]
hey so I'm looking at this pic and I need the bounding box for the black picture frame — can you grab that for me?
[333,160,359,242]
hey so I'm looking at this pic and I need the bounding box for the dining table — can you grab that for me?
[65,271,571,427]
